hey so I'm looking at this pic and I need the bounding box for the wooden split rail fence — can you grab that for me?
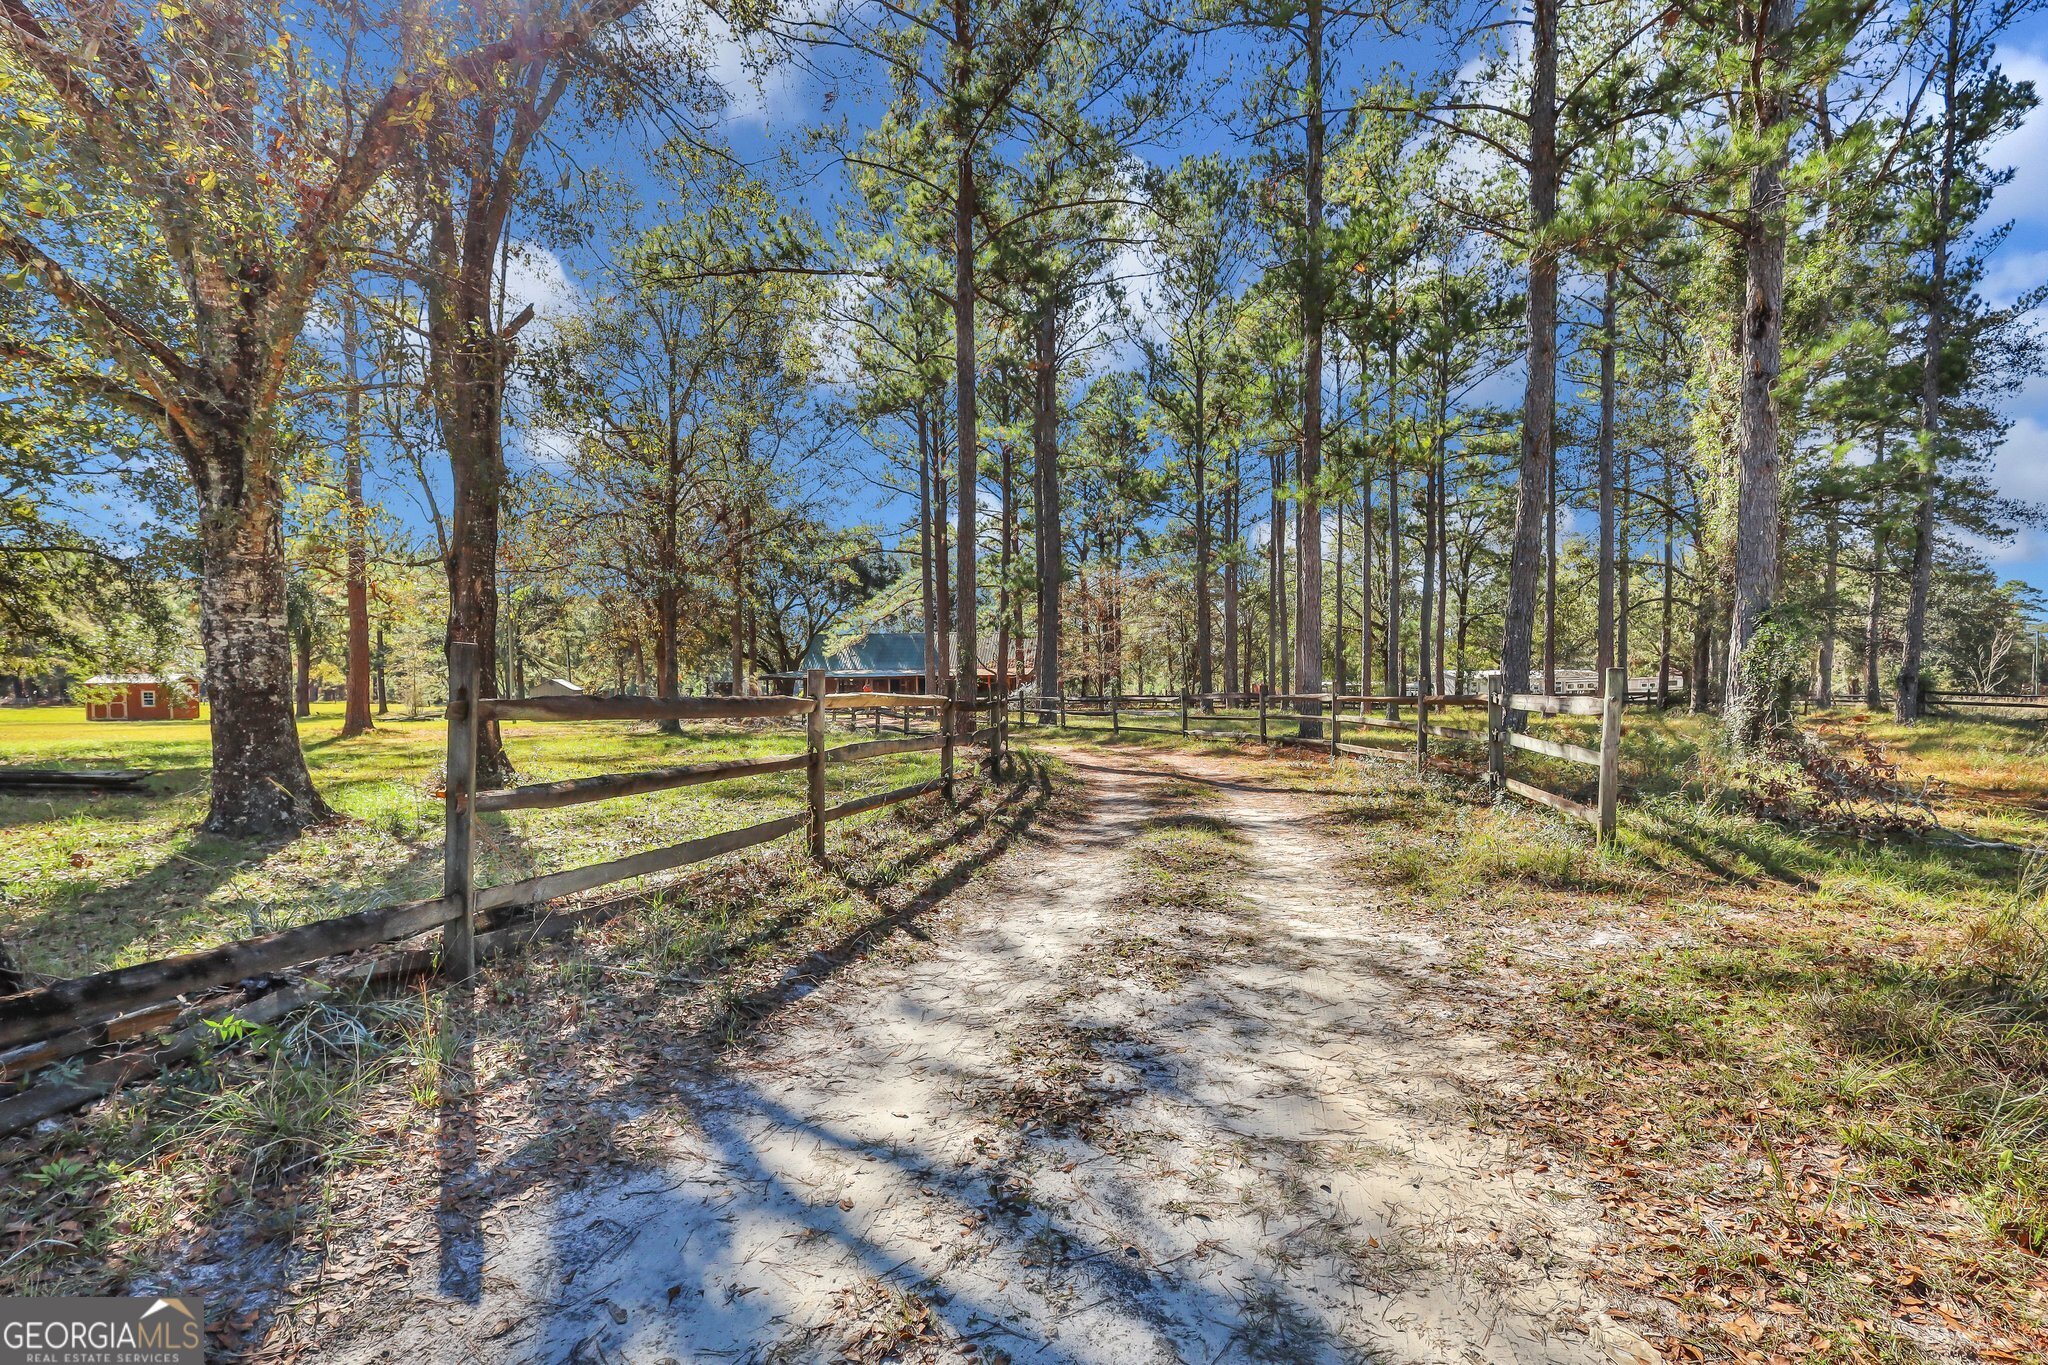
[1486,667,1625,840]
[1923,690,2048,712]
[0,650,1007,1117]
[1016,668,1628,841]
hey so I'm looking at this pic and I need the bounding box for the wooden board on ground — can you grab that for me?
[0,767,152,792]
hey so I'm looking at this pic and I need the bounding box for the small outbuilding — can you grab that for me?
[528,677,585,698]
[82,675,200,721]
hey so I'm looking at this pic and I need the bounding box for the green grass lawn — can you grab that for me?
[0,701,951,981]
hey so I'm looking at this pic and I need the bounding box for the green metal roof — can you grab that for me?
[777,632,929,677]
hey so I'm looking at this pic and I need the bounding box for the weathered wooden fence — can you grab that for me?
[1924,690,2048,712]
[1022,692,1268,739]
[1487,668,1625,840]
[1014,672,1626,841]
[0,655,1006,1129]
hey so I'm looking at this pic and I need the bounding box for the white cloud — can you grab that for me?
[1953,411,2048,570]
[518,426,579,470]
[1989,414,2048,502]
[1110,243,1168,346]
[630,0,807,128]
[500,242,579,335]
[1992,47,2048,227]
[1980,246,2048,308]
[1956,524,2048,567]
[699,12,803,129]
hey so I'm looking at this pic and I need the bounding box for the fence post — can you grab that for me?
[1327,690,1338,759]
[1598,665,1624,842]
[1058,689,1067,728]
[941,679,957,806]
[1487,675,1506,792]
[997,690,1010,776]
[1180,686,1189,736]
[1415,695,1429,774]
[1258,689,1268,743]
[807,667,827,859]
[442,641,480,981]
[1111,685,1120,734]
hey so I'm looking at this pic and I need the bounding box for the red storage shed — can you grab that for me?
[83,675,200,721]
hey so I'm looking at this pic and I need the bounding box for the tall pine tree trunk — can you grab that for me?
[936,431,953,685]
[997,436,1013,748]
[1866,487,1888,706]
[1724,0,1798,748]
[1332,496,1345,694]
[1359,455,1374,701]
[1033,306,1062,711]
[951,11,980,727]
[1500,0,1559,701]
[1386,454,1402,717]
[1223,458,1240,695]
[1193,371,1214,698]
[1418,455,1436,707]
[1897,7,1960,724]
[1596,267,1618,675]
[919,407,939,695]
[295,623,313,718]
[1294,0,1326,733]
[1818,504,1839,704]
[1660,447,1676,707]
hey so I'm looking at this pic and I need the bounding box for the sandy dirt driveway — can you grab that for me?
[328,741,1658,1364]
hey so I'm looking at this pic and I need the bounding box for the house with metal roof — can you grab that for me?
[765,632,1032,696]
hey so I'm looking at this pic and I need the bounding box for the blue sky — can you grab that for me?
[486,6,2048,623]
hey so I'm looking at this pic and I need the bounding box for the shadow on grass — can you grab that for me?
[1622,797,2024,902]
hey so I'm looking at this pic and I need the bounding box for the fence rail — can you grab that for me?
[481,694,814,723]
[0,658,1008,1068]
[474,752,809,813]
[1925,690,2048,710]
[1015,688,1497,757]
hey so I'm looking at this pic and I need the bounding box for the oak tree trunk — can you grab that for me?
[341,300,375,737]
[193,459,333,835]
